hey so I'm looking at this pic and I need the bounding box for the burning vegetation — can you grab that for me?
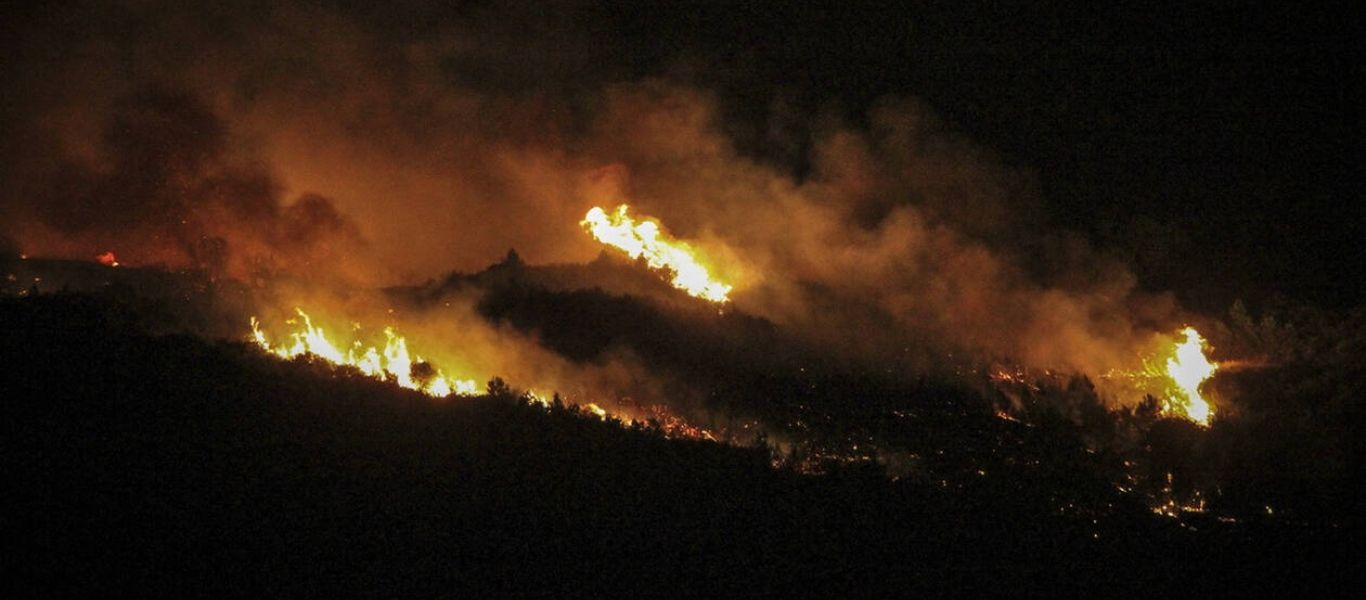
[249,308,480,398]
[245,301,720,442]
[1089,326,1220,427]
[581,205,733,303]
[1,3,1358,594]
[3,236,1358,597]
[1164,327,1218,425]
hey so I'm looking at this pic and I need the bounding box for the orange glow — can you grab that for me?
[581,205,732,303]
[249,308,479,397]
[1164,327,1217,426]
[1098,327,1220,426]
[96,251,120,267]
[246,309,718,441]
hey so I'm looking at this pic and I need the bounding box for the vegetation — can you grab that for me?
[2,292,1355,597]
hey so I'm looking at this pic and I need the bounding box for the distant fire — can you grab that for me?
[250,308,480,397]
[1164,327,1217,426]
[246,307,719,441]
[582,205,733,303]
[96,251,120,267]
[1094,326,1220,426]
[1151,472,1208,518]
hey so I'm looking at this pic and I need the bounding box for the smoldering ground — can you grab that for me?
[1,2,1196,395]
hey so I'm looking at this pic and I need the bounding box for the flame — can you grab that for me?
[249,308,480,397]
[581,205,732,303]
[96,251,119,267]
[1164,327,1217,425]
[247,308,720,441]
[1151,472,1207,518]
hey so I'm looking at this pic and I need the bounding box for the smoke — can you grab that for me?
[575,84,1182,375]
[250,279,683,419]
[1,83,369,283]
[0,2,1187,387]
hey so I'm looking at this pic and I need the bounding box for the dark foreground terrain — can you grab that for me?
[2,294,1355,597]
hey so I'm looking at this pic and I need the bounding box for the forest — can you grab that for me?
[3,284,1356,597]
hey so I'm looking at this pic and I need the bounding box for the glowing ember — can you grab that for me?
[249,308,479,397]
[581,205,732,303]
[1151,472,1207,518]
[96,251,120,267]
[1164,327,1217,426]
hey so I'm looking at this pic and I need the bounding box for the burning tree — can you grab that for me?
[581,205,733,303]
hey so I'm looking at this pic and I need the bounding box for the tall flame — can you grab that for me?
[250,308,479,397]
[581,205,733,303]
[1165,327,1217,426]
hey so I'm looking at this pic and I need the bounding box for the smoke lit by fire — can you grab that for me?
[582,205,733,303]
[0,0,1269,521]
[1091,326,1220,426]
[244,305,720,442]
[250,308,479,398]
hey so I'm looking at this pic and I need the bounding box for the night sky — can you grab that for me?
[3,0,1361,310]
[2,5,1360,594]
[603,1,1364,311]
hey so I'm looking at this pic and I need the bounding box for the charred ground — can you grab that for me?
[407,253,1366,524]
[3,265,1359,596]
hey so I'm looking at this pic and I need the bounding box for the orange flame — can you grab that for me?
[249,308,480,397]
[247,308,720,442]
[1164,327,1217,426]
[581,205,732,303]
[96,251,119,267]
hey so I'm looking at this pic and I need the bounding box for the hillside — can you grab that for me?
[2,292,1355,597]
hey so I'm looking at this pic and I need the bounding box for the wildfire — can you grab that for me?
[1096,327,1221,426]
[249,308,479,397]
[581,205,733,303]
[246,309,718,440]
[96,251,119,267]
[1164,327,1218,426]
[1151,473,1208,518]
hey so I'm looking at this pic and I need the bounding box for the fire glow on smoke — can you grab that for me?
[245,307,718,442]
[250,308,480,398]
[581,205,733,303]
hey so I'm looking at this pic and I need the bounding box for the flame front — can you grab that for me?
[247,308,718,440]
[581,205,733,303]
[1165,327,1217,425]
[250,308,479,397]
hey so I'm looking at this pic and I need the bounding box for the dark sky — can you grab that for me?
[3,0,1361,310]
[333,0,1364,309]
[642,0,1366,310]
[591,0,1362,311]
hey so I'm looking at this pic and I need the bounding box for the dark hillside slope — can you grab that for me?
[1,294,1353,597]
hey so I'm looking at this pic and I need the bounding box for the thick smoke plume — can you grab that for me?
[0,2,1189,391]
[3,87,365,282]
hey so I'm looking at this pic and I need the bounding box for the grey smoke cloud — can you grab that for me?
[0,1,1187,383]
